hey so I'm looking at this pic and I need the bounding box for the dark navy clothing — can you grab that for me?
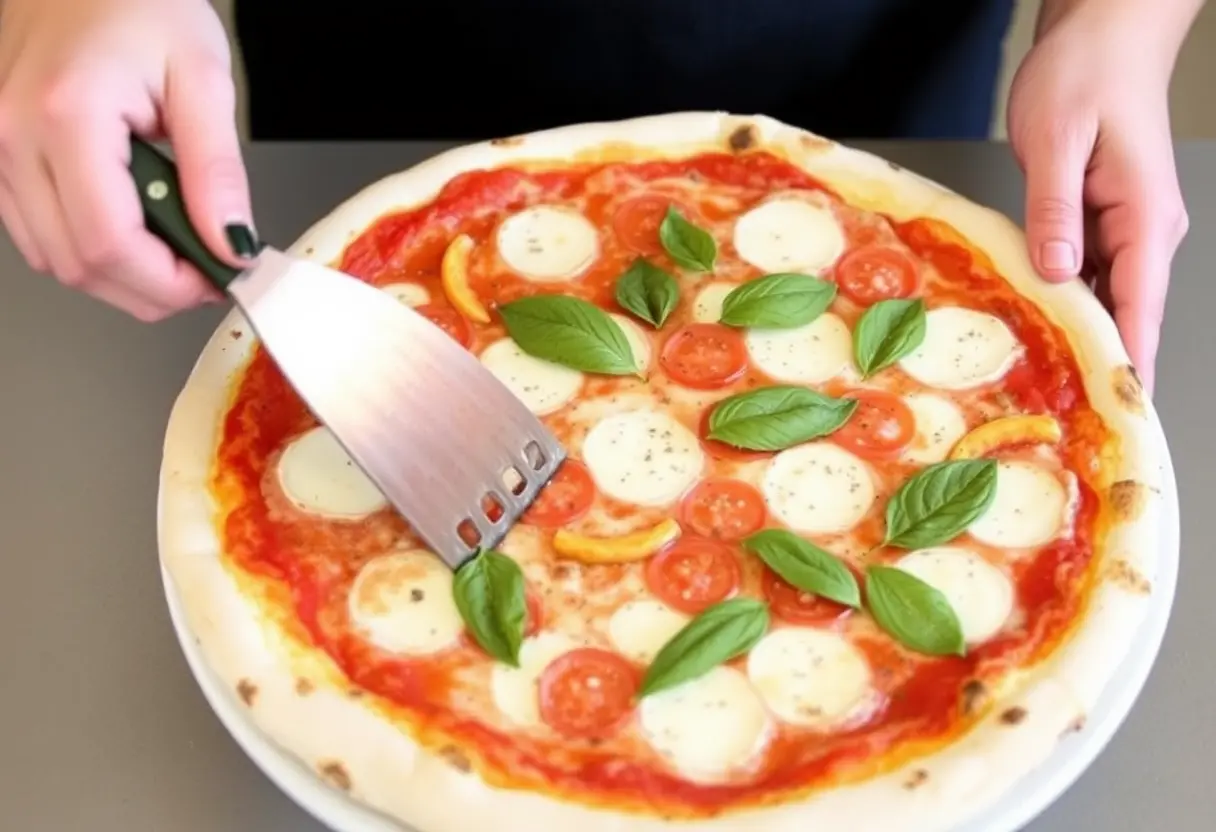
[234,0,1015,141]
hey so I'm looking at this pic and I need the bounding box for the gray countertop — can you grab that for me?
[0,141,1212,831]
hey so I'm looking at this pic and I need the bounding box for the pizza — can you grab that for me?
[158,112,1166,832]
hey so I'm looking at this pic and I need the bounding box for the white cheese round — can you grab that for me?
[745,312,852,383]
[277,426,386,518]
[348,550,464,654]
[610,313,653,372]
[479,337,584,415]
[901,393,968,464]
[895,547,1015,644]
[969,460,1068,548]
[607,600,690,664]
[692,282,736,323]
[732,197,845,274]
[382,282,430,307]
[490,631,580,727]
[746,628,877,728]
[638,666,772,783]
[762,442,875,534]
[899,307,1021,390]
[582,409,705,507]
[496,205,599,281]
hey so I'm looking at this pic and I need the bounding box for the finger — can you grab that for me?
[1108,234,1175,396]
[9,153,85,286]
[1021,125,1093,283]
[0,177,47,271]
[162,51,256,269]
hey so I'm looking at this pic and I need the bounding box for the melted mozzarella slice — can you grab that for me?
[969,460,1068,548]
[479,337,583,415]
[763,442,875,533]
[610,313,652,372]
[490,631,579,727]
[639,666,772,783]
[496,205,599,281]
[582,409,704,507]
[902,393,968,464]
[745,313,852,383]
[746,628,877,728]
[692,282,736,323]
[895,547,1015,644]
[348,550,464,654]
[608,600,690,664]
[732,197,845,274]
[382,282,430,307]
[277,426,386,518]
[899,307,1021,390]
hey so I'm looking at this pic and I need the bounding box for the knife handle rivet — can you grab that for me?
[146,180,169,201]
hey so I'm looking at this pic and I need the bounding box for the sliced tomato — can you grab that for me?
[833,389,916,459]
[613,195,678,255]
[834,245,918,305]
[538,648,639,739]
[660,324,749,390]
[679,478,767,541]
[645,536,741,614]
[522,460,596,527]
[763,568,855,626]
[416,303,473,348]
[697,407,768,463]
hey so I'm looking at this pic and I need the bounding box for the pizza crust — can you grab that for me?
[158,112,1166,832]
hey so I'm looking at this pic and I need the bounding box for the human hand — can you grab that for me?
[1007,1,1191,395]
[0,0,255,321]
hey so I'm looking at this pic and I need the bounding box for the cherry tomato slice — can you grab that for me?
[538,648,639,739]
[645,536,741,614]
[416,303,473,348]
[522,460,596,527]
[833,389,916,460]
[613,195,679,255]
[679,478,767,541]
[660,324,749,390]
[834,245,918,306]
[763,568,855,626]
[697,407,768,463]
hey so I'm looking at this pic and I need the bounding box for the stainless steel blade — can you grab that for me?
[229,248,566,569]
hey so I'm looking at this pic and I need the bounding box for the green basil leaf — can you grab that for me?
[659,206,716,273]
[742,529,860,607]
[707,386,859,451]
[499,294,637,375]
[884,459,998,549]
[614,258,680,328]
[452,548,528,666]
[639,598,769,697]
[865,565,965,656]
[853,298,927,378]
[719,273,837,329]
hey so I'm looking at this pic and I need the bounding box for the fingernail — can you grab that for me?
[225,223,259,259]
[1040,240,1078,273]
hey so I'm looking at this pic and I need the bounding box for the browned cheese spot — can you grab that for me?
[490,135,525,148]
[1106,558,1152,595]
[727,124,756,152]
[1000,706,1028,726]
[438,745,473,773]
[1112,364,1145,415]
[904,769,929,790]
[295,678,315,696]
[961,679,989,716]
[319,761,352,791]
[236,679,258,707]
[1110,480,1150,522]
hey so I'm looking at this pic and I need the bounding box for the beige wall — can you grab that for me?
[216,0,1216,140]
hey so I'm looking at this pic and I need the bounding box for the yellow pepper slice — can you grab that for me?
[949,414,1062,460]
[553,519,682,564]
[440,234,490,323]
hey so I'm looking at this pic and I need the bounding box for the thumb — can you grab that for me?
[1021,128,1091,283]
[162,52,256,266]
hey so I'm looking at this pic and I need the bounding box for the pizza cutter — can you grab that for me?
[128,136,565,569]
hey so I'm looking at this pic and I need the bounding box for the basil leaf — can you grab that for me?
[640,598,769,697]
[742,529,860,607]
[865,565,965,656]
[452,548,528,666]
[719,273,837,329]
[884,459,998,549]
[853,298,927,378]
[707,386,858,451]
[614,258,680,328]
[499,295,637,375]
[659,207,716,273]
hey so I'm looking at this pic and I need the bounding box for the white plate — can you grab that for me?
[160,410,1180,832]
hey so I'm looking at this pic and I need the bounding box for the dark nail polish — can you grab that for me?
[225,223,259,259]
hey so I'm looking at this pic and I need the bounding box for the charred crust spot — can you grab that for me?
[1113,365,1145,414]
[798,133,833,154]
[304,246,315,256]
[229,329,243,340]
[727,124,757,152]
[887,159,904,172]
[904,769,929,790]
[295,678,314,696]
[319,761,352,792]
[961,679,989,716]
[490,135,525,148]
[1110,480,1150,522]
[1106,558,1152,595]
[438,745,472,773]
[1063,715,1087,737]
[236,679,257,707]
[1000,706,1028,725]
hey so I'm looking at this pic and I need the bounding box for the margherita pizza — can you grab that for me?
[158,112,1166,832]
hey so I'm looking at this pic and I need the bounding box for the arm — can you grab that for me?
[1037,0,1205,58]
